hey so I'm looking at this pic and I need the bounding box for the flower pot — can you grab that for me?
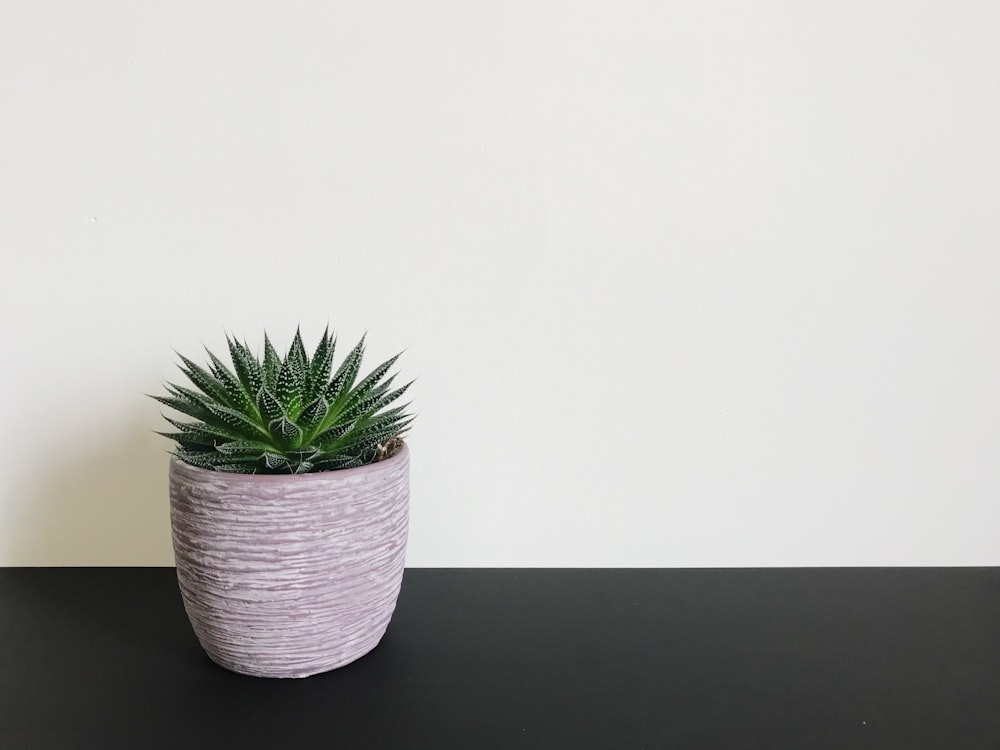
[168,444,409,678]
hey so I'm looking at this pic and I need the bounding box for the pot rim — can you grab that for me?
[168,442,409,483]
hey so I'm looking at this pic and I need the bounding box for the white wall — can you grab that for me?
[2,1,998,566]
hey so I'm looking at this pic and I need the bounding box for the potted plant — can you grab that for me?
[152,327,414,678]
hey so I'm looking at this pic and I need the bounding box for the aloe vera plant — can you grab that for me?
[153,328,414,474]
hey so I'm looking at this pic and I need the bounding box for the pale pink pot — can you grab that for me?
[168,445,409,678]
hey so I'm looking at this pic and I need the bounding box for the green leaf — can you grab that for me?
[204,402,271,440]
[177,448,263,471]
[269,416,303,448]
[335,433,384,457]
[162,415,242,443]
[325,335,366,403]
[359,415,414,445]
[287,445,320,462]
[263,333,281,390]
[216,440,272,456]
[174,449,223,469]
[256,385,284,424]
[275,354,306,417]
[354,416,414,448]
[228,337,263,395]
[213,452,261,464]
[371,379,414,412]
[206,347,257,415]
[318,409,406,453]
[338,352,400,417]
[392,418,414,438]
[151,393,212,422]
[176,352,232,406]
[317,414,412,456]
[348,379,414,424]
[214,463,262,473]
[313,421,356,450]
[313,454,365,471]
[288,326,309,372]
[162,383,225,418]
[263,452,290,471]
[297,396,330,437]
[358,404,412,433]
[333,375,396,423]
[305,326,335,402]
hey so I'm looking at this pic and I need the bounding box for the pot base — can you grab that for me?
[199,622,391,678]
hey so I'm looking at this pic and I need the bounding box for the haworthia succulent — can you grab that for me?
[154,328,414,474]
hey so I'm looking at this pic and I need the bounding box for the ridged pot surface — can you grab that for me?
[168,445,409,678]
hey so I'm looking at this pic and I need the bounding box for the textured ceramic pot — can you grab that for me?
[168,445,409,678]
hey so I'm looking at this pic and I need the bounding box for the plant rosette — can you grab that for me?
[154,327,415,678]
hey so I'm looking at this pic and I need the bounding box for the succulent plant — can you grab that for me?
[153,327,414,474]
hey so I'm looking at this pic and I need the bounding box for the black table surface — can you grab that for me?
[1,568,998,749]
